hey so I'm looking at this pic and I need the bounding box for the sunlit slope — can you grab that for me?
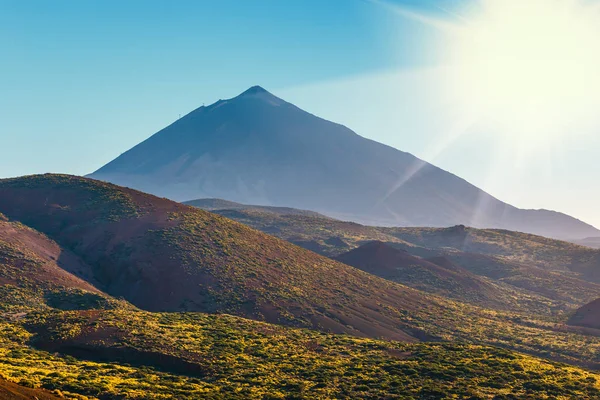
[3,177,600,374]
[0,378,60,400]
[187,206,412,257]
[0,174,447,341]
[384,226,600,280]
[191,207,600,314]
[0,308,598,400]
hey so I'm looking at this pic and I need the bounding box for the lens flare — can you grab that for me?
[444,0,600,142]
[371,0,600,146]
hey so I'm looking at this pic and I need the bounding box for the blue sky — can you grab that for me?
[1,0,599,227]
[0,0,440,178]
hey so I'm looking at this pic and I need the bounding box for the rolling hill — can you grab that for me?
[0,174,439,341]
[383,225,600,282]
[183,198,327,217]
[568,298,600,330]
[4,175,600,370]
[186,205,600,314]
[3,174,600,399]
[335,241,519,310]
[187,205,412,257]
[88,87,599,240]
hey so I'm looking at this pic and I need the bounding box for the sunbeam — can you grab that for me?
[370,0,600,148]
[365,0,462,32]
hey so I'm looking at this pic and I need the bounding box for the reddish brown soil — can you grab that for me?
[0,175,452,342]
[0,379,59,400]
[333,241,527,312]
[568,298,600,329]
[0,219,102,293]
[336,241,493,292]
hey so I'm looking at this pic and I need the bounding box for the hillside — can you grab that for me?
[0,378,60,400]
[4,174,600,387]
[0,216,115,312]
[575,237,600,249]
[4,175,600,370]
[568,298,600,330]
[202,208,407,256]
[383,226,600,281]
[184,198,327,217]
[0,174,440,341]
[335,241,521,311]
[89,86,599,240]
[1,225,599,400]
[0,308,598,399]
[188,207,600,314]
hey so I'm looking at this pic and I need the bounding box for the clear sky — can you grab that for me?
[1,0,599,227]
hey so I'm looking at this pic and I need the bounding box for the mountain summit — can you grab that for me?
[89,86,599,240]
[241,85,269,95]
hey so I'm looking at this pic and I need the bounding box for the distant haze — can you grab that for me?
[90,87,599,240]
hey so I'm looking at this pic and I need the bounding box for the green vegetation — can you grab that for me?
[382,225,600,274]
[2,175,600,399]
[203,209,600,315]
[0,174,140,223]
[184,198,327,218]
[209,209,408,257]
[1,309,600,399]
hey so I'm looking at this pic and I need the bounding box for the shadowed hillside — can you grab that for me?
[568,298,600,330]
[335,241,520,310]
[0,216,115,312]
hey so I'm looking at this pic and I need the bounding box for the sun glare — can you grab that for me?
[444,0,600,141]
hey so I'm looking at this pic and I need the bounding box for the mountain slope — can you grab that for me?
[335,241,520,310]
[185,206,600,314]
[0,214,114,311]
[568,298,600,330]
[89,86,599,240]
[184,197,327,217]
[5,175,600,369]
[0,379,60,400]
[0,174,446,341]
[198,207,406,257]
[383,225,600,282]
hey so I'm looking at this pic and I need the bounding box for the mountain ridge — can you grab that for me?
[89,86,599,240]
